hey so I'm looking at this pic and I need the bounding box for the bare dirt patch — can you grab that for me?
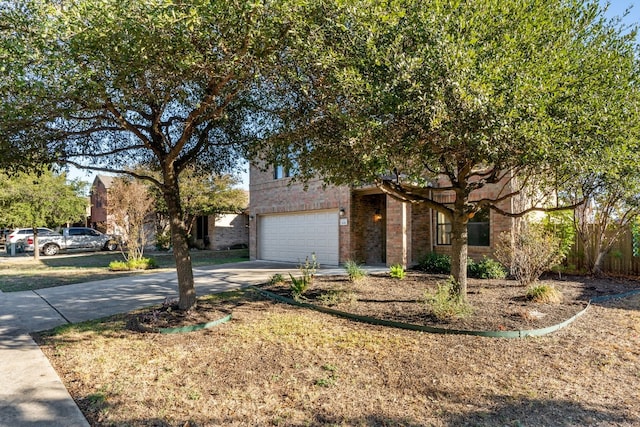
[35,274,640,426]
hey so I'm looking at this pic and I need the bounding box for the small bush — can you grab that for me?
[424,277,473,320]
[418,252,451,274]
[268,273,285,285]
[344,260,368,282]
[494,219,568,287]
[108,257,157,271]
[289,254,318,300]
[389,264,406,280]
[317,289,356,306]
[526,284,563,304]
[467,256,507,279]
[155,230,171,251]
[289,274,310,300]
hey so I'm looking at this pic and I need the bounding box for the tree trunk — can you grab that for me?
[449,204,469,302]
[163,172,196,310]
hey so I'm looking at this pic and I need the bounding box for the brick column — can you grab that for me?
[386,197,411,267]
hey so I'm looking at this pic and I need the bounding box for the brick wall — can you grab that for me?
[208,213,249,250]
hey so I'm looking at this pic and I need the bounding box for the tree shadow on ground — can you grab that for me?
[90,395,636,427]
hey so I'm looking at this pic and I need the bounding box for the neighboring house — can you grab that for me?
[90,175,116,234]
[249,165,517,267]
[92,174,249,250]
[191,212,249,250]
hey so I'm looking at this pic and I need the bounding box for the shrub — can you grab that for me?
[317,289,356,306]
[418,252,451,274]
[268,273,285,286]
[344,260,368,282]
[155,230,171,251]
[289,274,310,300]
[108,257,157,271]
[494,219,567,287]
[389,264,406,279]
[467,256,508,279]
[289,254,319,300]
[526,283,563,304]
[424,277,473,320]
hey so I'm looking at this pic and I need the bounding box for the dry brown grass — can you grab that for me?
[35,275,640,427]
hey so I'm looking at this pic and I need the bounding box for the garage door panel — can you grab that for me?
[258,210,339,265]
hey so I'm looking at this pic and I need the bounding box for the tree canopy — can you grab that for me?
[0,169,88,259]
[258,0,640,297]
[1,0,314,309]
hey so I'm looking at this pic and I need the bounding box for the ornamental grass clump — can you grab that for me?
[526,284,563,304]
[344,260,368,282]
[424,277,473,320]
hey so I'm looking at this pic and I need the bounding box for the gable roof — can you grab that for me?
[92,175,115,189]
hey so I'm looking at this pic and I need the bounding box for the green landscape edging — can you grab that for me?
[158,313,232,334]
[250,286,591,339]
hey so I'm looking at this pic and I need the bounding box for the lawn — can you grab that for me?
[0,249,249,292]
[35,274,640,427]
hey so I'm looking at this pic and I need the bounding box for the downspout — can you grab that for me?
[429,188,435,252]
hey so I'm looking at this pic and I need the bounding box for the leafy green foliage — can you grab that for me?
[424,277,473,321]
[0,0,319,310]
[344,260,367,282]
[389,264,406,280]
[0,170,87,230]
[418,253,451,274]
[525,284,562,304]
[467,257,507,280]
[633,219,640,258]
[289,274,310,301]
[109,257,157,271]
[262,0,640,300]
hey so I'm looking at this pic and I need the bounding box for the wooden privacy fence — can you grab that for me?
[566,224,640,276]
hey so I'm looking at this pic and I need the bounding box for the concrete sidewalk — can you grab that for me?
[1,260,363,427]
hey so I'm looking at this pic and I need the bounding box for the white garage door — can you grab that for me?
[258,210,339,265]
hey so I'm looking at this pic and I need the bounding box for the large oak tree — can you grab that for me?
[1,0,313,309]
[258,0,640,299]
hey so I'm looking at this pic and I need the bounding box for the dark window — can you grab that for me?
[273,158,299,180]
[196,216,209,240]
[274,165,287,179]
[435,208,490,247]
[468,208,490,246]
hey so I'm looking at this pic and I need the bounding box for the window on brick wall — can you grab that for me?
[435,208,490,247]
[273,165,290,179]
[436,211,451,245]
[273,158,299,179]
[467,208,490,246]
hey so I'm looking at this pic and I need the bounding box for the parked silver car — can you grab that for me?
[25,227,118,256]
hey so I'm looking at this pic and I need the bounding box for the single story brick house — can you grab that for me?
[249,165,517,267]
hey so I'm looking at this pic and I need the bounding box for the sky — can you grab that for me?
[66,0,639,189]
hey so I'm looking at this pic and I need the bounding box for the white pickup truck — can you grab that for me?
[25,227,118,256]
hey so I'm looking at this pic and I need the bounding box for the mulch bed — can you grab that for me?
[127,272,640,333]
